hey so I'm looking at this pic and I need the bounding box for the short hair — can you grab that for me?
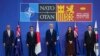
[7,24,10,27]
[30,26,33,28]
[88,25,92,27]
[49,23,53,26]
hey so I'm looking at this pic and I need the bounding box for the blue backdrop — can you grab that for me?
[0,0,100,56]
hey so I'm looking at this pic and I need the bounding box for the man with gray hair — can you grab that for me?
[3,25,14,56]
[45,23,57,56]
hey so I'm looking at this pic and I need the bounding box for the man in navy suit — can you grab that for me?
[46,24,57,56]
[84,25,96,56]
[26,26,37,56]
[3,25,14,56]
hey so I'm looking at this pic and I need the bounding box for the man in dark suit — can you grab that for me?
[3,25,14,56]
[46,24,57,56]
[26,26,37,56]
[84,25,96,56]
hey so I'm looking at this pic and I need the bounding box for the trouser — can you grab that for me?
[74,38,77,55]
[5,46,12,56]
[47,44,56,56]
[15,47,21,56]
[86,44,96,56]
[28,46,37,56]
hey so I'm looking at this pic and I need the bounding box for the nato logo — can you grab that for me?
[20,3,39,22]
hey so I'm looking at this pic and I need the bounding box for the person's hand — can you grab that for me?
[15,45,17,48]
[54,42,56,45]
[69,41,73,44]
[46,42,48,45]
[27,44,29,47]
[3,43,5,47]
[12,43,14,46]
[84,43,86,46]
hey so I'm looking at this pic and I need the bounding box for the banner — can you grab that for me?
[20,3,92,22]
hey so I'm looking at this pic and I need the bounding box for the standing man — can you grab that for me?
[46,24,57,56]
[26,26,37,56]
[84,25,96,56]
[3,25,14,56]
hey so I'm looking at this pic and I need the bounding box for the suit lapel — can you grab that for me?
[30,32,32,38]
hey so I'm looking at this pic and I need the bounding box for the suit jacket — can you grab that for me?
[26,32,37,46]
[46,29,57,45]
[84,31,96,45]
[3,30,14,46]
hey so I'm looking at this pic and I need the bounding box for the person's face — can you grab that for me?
[68,27,72,31]
[49,24,54,29]
[6,25,10,30]
[88,26,92,31]
[30,27,34,32]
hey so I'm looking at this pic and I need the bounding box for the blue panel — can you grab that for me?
[20,12,30,22]
[29,3,39,13]
[21,4,29,12]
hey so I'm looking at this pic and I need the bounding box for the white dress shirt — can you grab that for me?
[50,29,53,35]
[31,31,34,37]
[7,30,11,37]
[88,31,92,37]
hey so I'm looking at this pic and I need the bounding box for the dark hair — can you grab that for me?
[67,26,73,34]
[88,25,92,28]
[67,26,72,30]
[30,26,33,28]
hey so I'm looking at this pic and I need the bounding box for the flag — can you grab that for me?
[74,23,78,38]
[94,21,99,56]
[35,21,42,55]
[74,23,80,55]
[94,21,99,40]
[15,23,23,56]
[55,22,61,56]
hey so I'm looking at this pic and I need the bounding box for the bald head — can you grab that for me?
[49,24,54,29]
